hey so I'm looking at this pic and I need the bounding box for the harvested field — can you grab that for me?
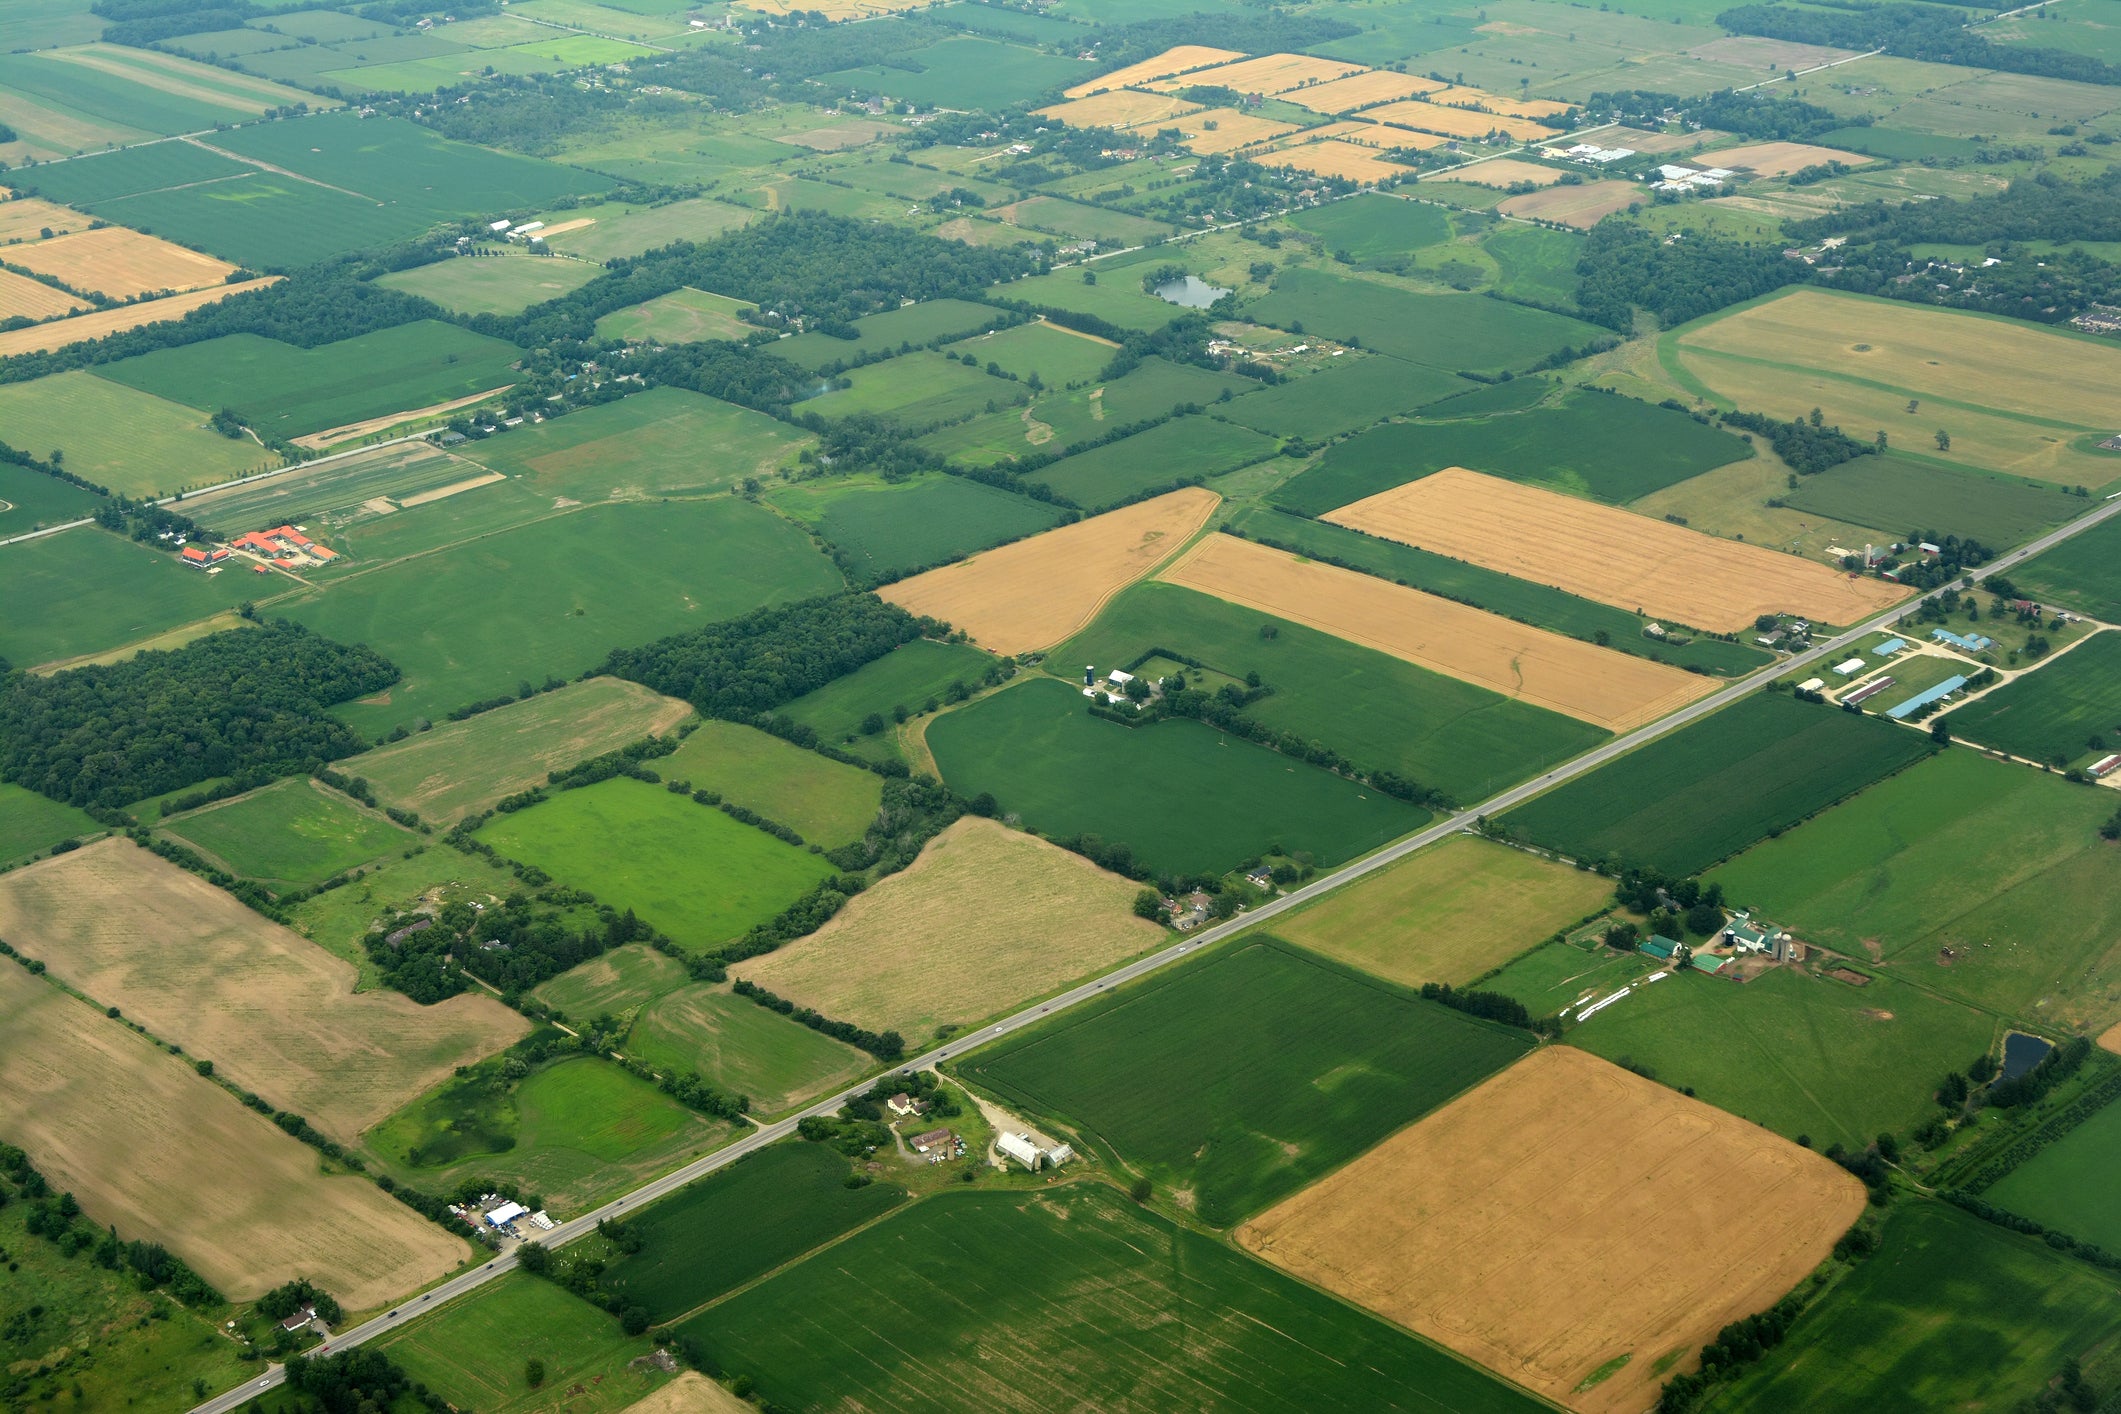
[1703,139,1873,176]
[1236,1046,1866,1414]
[0,962,467,1308]
[1064,45,1246,98]
[1498,180,1641,227]
[734,0,938,16]
[346,677,691,825]
[1167,107,1302,154]
[1316,119,1448,150]
[0,267,84,320]
[1368,98,1551,141]
[1325,467,1910,630]
[0,196,87,243]
[2104,1020,2121,1056]
[1146,52,1365,96]
[1571,125,1722,156]
[1036,90,1200,131]
[9,224,235,299]
[1253,140,1410,183]
[735,817,1163,1040]
[1446,157,1567,189]
[1281,69,1441,113]
[1160,534,1713,731]
[0,277,275,358]
[0,839,525,1142]
[620,1373,754,1414]
[879,486,1217,654]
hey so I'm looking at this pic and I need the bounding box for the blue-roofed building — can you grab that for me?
[1874,637,1906,656]
[1640,936,1679,960]
[1933,628,1995,653]
[1887,674,1969,719]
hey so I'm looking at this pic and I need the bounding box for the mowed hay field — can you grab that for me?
[660,719,883,849]
[0,371,269,498]
[1497,180,1641,227]
[348,677,691,825]
[7,223,236,299]
[1327,468,1910,630]
[0,839,526,1140]
[880,486,1218,653]
[1270,835,1612,990]
[735,818,1164,1041]
[0,963,466,1308]
[1706,140,1874,176]
[159,776,414,892]
[0,277,275,359]
[1162,534,1713,731]
[1236,1047,1866,1414]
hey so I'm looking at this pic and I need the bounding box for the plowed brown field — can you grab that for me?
[880,486,1217,653]
[1064,45,1246,98]
[0,961,467,1307]
[10,224,237,299]
[1326,467,1910,629]
[1159,534,1713,730]
[0,838,525,1142]
[1237,1046,1866,1414]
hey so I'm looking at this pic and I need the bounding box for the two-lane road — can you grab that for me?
[190,491,2121,1413]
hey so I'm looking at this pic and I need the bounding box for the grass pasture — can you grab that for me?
[602,1141,906,1322]
[1270,834,1611,990]
[927,677,1427,877]
[779,637,997,760]
[533,942,689,1020]
[773,298,1003,369]
[734,817,1165,1042]
[375,252,601,315]
[1216,353,1471,441]
[94,321,523,440]
[0,961,468,1309]
[1780,454,2083,547]
[346,677,690,826]
[2011,509,2121,621]
[1945,631,2121,769]
[802,350,1019,429]
[1987,1090,2121,1253]
[822,36,1092,112]
[1710,1201,2121,1412]
[660,719,883,848]
[1055,579,1606,801]
[962,940,1532,1225]
[543,198,756,263]
[478,779,833,953]
[944,319,1115,389]
[1486,940,1658,1020]
[593,286,753,344]
[772,472,1065,581]
[160,776,413,892]
[1285,193,1451,265]
[1502,693,1937,875]
[624,985,872,1115]
[465,387,812,501]
[381,1272,675,1414]
[1244,267,1605,376]
[0,838,525,1141]
[0,783,99,866]
[1027,416,1279,511]
[985,270,1179,334]
[1273,388,1754,512]
[682,1184,1545,1413]
[0,370,268,498]
[0,461,102,539]
[0,526,256,670]
[1711,748,2121,1029]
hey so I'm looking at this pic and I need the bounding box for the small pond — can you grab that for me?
[2001,1031,2053,1081]
[1153,275,1231,309]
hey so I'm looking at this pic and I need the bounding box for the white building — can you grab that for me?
[996,1132,1043,1171]
[1832,657,1866,676]
[488,218,512,232]
[486,1200,529,1229]
[1042,1143,1075,1168]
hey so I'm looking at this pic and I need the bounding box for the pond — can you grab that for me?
[1153,275,1231,309]
[2001,1030,2053,1081]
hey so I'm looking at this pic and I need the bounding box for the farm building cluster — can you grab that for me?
[448,1193,554,1238]
[178,523,340,573]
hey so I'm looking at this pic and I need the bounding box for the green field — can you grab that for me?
[16,138,250,206]
[1502,693,1937,875]
[1273,389,1754,513]
[995,194,1172,245]
[661,719,882,848]
[1285,194,1452,265]
[1226,508,1769,674]
[1216,354,1472,441]
[77,172,440,269]
[463,387,812,500]
[0,462,101,539]
[1781,455,2082,547]
[945,320,1114,389]
[544,197,755,263]
[1027,415,1280,510]
[1945,631,2121,768]
[1569,966,1996,1150]
[1989,0,2121,63]
[771,473,1065,581]
[592,286,753,344]
[773,298,1004,369]
[1711,749,2121,1029]
[780,638,997,760]
[0,783,99,865]
[160,777,414,892]
[985,270,1179,333]
[822,36,1092,111]
[1244,267,1605,376]
[381,1272,675,1414]
[282,496,840,735]
[533,942,689,1019]
[0,372,267,498]
[375,253,602,315]
[366,1054,731,1212]
[962,939,1532,1224]
[1485,939,1659,1018]
[479,779,833,952]
[94,322,524,440]
[603,1141,906,1321]
[1708,1201,2121,1412]
[802,350,1021,429]
[1054,581,1605,804]
[927,678,1428,877]
[0,50,265,140]
[625,985,872,1114]
[1987,1088,2121,1251]
[682,1183,1544,1413]
[2009,509,2121,620]
[0,525,255,669]
[1484,222,1584,309]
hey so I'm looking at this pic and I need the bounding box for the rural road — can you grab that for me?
[187,490,2121,1413]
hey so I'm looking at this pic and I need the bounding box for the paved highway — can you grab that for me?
[189,490,2121,1412]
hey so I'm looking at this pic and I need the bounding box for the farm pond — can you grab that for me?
[1154,275,1231,309]
[2001,1031,2053,1081]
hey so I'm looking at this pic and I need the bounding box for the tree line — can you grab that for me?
[1574,222,1802,333]
[1585,88,1858,143]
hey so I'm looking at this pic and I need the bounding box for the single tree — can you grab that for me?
[526,1357,546,1388]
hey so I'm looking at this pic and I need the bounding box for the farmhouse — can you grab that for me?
[234,525,338,567]
[886,1093,925,1118]
[279,1303,317,1334]
[179,545,230,569]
